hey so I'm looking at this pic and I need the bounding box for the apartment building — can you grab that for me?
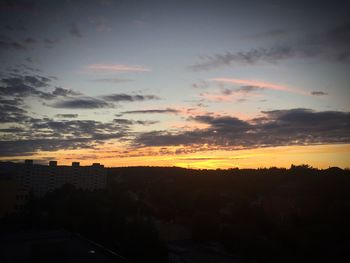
[0,180,29,217]
[7,160,107,197]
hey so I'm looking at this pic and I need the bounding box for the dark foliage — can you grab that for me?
[2,164,350,262]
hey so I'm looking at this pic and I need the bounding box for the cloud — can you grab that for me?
[52,87,81,96]
[0,127,25,133]
[209,78,289,91]
[189,21,350,70]
[190,46,299,71]
[311,91,328,96]
[2,106,349,156]
[92,78,133,83]
[1,75,51,88]
[0,138,95,156]
[222,85,264,95]
[89,16,111,32]
[50,97,112,109]
[87,64,151,73]
[0,35,50,51]
[134,120,159,125]
[113,118,135,125]
[0,100,28,123]
[0,99,22,106]
[0,75,55,99]
[121,108,179,114]
[0,40,26,50]
[208,78,305,94]
[114,118,158,126]
[135,109,350,150]
[0,117,131,156]
[102,93,160,102]
[24,37,37,44]
[6,64,41,74]
[69,23,83,38]
[55,114,78,118]
[44,38,60,48]
[0,74,85,102]
[191,115,251,131]
[0,34,58,51]
[199,78,303,101]
[0,74,87,105]
[235,85,264,93]
[28,119,126,138]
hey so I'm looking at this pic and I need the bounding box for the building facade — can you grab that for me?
[0,180,29,217]
[8,160,107,197]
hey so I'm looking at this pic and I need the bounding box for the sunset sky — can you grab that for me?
[0,0,349,169]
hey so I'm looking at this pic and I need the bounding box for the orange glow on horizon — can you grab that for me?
[2,144,350,169]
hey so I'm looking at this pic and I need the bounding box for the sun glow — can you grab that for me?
[4,144,349,169]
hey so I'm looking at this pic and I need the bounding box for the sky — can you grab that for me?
[0,0,349,169]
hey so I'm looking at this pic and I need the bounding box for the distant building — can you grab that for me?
[0,180,29,217]
[1,160,107,197]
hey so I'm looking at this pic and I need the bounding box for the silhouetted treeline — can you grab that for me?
[107,165,350,262]
[1,164,350,262]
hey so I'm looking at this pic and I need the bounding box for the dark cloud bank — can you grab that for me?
[0,73,160,110]
[1,92,350,156]
[0,117,146,156]
[135,109,350,150]
[2,106,349,156]
[0,71,163,156]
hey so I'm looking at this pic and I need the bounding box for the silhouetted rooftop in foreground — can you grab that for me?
[168,239,242,263]
[0,230,130,263]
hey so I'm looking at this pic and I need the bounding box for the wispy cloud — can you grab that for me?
[89,16,111,32]
[52,87,81,96]
[209,78,290,92]
[92,78,133,83]
[69,22,83,38]
[190,47,297,71]
[114,118,158,126]
[121,108,179,114]
[87,64,151,73]
[189,22,350,71]
[0,39,26,50]
[55,114,78,118]
[311,91,328,96]
[44,38,60,48]
[199,91,262,103]
[102,94,159,102]
[50,97,112,109]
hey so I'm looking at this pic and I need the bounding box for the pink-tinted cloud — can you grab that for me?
[209,78,290,91]
[200,91,263,103]
[200,92,236,102]
[87,64,151,73]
